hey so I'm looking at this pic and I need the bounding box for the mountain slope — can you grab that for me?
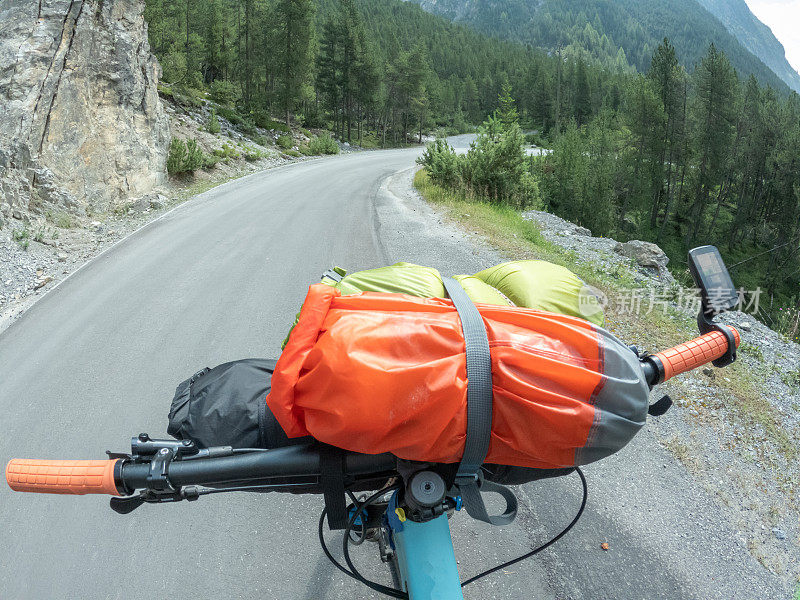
[696,0,800,92]
[410,0,791,92]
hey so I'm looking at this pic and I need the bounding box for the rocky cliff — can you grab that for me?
[696,0,800,93]
[0,0,169,221]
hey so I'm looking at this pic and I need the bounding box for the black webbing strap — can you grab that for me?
[442,277,517,526]
[320,445,348,530]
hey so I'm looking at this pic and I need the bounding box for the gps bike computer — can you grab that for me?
[688,245,738,316]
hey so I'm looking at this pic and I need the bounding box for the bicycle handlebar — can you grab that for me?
[6,446,396,497]
[5,326,740,497]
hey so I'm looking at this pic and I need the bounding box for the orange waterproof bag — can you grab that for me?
[267,284,649,469]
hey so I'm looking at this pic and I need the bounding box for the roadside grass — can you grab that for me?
[413,169,636,296]
[414,167,797,468]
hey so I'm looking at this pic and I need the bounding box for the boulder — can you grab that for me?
[615,240,668,268]
[0,0,170,219]
[614,240,673,281]
[573,225,591,236]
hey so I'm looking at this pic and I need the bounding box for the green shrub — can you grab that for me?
[276,134,293,150]
[166,139,187,174]
[209,80,238,106]
[358,133,380,149]
[461,116,533,207]
[298,144,314,156]
[285,149,301,158]
[12,227,30,250]
[185,139,204,171]
[172,85,204,108]
[157,84,174,99]
[49,211,75,228]
[518,171,541,208]
[207,110,221,134]
[239,120,257,136]
[202,154,220,170]
[213,143,240,161]
[217,106,244,126]
[242,146,267,161]
[417,138,461,189]
[167,138,205,174]
[417,113,540,209]
[308,133,339,155]
[253,112,289,132]
[160,50,186,84]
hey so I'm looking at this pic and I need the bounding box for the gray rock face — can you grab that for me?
[0,0,169,219]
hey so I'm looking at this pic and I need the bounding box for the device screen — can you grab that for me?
[688,246,738,314]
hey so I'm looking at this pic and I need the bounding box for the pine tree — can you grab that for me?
[498,82,519,129]
[574,57,591,126]
[276,0,315,127]
[647,38,683,228]
[687,43,738,242]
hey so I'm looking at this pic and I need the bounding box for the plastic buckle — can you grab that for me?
[454,471,481,492]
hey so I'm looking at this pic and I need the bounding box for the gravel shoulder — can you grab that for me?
[525,209,799,585]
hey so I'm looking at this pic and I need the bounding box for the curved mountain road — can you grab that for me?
[0,145,783,599]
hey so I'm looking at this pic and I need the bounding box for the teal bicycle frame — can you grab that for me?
[391,513,463,599]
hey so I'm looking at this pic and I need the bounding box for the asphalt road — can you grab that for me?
[0,145,784,599]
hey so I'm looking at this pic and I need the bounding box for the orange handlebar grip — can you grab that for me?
[6,459,121,495]
[654,326,740,382]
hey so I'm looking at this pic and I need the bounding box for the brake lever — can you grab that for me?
[110,494,146,514]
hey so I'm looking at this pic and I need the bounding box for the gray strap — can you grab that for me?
[442,277,517,526]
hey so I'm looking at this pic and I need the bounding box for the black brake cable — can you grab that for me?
[318,468,588,597]
[342,486,408,599]
[318,508,357,578]
[196,482,313,495]
[318,485,408,599]
[461,467,588,588]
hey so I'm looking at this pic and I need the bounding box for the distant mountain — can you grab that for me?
[696,0,800,92]
[410,0,791,92]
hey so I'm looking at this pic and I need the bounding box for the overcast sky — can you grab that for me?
[745,0,800,75]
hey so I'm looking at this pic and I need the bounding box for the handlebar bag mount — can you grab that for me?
[267,284,650,470]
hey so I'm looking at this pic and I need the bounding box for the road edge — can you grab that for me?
[0,155,338,337]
